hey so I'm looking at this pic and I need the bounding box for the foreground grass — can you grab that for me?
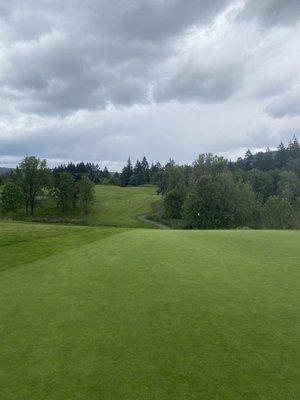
[0,221,128,272]
[0,223,299,399]
[0,185,160,227]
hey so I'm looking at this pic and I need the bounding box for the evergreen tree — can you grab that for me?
[132,159,144,185]
[102,166,110,180]
[141,156,150,183]
[244,149,254,170]
[120,158,133,186]
[254,148,274,171]
[275,142,288,169]
[149,162,162,184]
[110,172,120,186]
[287,135,300,159]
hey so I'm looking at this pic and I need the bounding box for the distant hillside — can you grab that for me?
[0,167,12,176]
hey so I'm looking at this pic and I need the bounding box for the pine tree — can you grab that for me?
[132,159,144,185]
[141,156,150,183]
[287,135,300,158]
[275,142,288,168]
[102,166,110,179]
[120,158,133,186]
[244,149,254,170]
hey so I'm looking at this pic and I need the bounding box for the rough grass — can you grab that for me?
[0,185,160,227]
[0,222,299,399]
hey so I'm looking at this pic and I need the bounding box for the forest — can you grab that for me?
[156,137,300,228]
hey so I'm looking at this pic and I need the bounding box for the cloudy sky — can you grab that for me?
[0,0,299,170]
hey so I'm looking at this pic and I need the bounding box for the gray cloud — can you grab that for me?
[265,88,300,118]
[0,0,299,166]
[154,61,243,103]
[0,0,231,115]
[96,0,231,41]
[239,0,300,27]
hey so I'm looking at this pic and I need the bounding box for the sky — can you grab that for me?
[0,0,299,170]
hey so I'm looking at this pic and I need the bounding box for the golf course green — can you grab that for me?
[0,220,299,399]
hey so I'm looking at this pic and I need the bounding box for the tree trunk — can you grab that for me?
[30,201,34,216]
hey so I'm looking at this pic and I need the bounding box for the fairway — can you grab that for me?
[87,185,159,227]
[0,222,299,399]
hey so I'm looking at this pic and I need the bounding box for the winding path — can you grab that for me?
[137,214,170,229]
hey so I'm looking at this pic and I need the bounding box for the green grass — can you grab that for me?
[0,221,128,272]
[0,222,299,399]
[0,185,160,227]
[86,185,159,227]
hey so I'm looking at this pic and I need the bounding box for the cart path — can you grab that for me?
[137,214,170,229]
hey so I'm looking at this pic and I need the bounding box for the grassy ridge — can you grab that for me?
[0,223,299,399]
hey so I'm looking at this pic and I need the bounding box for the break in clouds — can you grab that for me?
[0,0,300,169]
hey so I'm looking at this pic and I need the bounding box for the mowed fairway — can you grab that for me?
[87,185,159,227]
[0,222,299,399]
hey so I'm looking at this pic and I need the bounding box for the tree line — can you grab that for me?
[1,157,95,216]
[50,158,163,187]
[157,137,300,229]
[118,156,163,186]
[53,162,111,184]
[1,136,299,227]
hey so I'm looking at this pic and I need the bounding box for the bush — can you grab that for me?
[1,181,23,211]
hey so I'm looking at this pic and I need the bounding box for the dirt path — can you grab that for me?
[137,214,170,229]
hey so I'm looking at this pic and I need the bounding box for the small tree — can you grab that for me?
[1,181,23,211]
[52,172,75,213]
[12,156,52,216]
[78,176,95,214]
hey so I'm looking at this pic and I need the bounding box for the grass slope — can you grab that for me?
[0,185,159,227]
[86,185,159,227]
[0,222,299,399]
